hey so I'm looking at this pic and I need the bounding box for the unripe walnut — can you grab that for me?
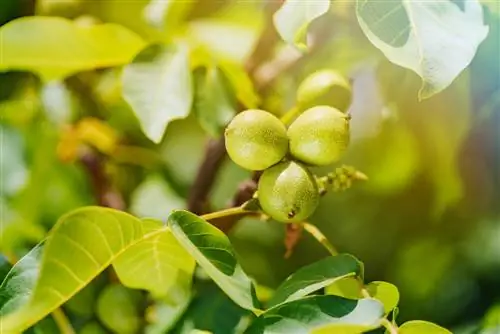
[287,106,350,166]
[258,161,319,223]
[297,70,352,112]
[225,109,288,171]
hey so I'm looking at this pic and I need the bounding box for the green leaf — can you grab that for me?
[399,320,452,333]
[365,281,399,314]
[245,296,384,334]
[0,17,145,81]
[96,284,142,334]
[268,254,362,307]
[170,281,250,334]
[113,218,195,300]
[0,207,173,333]
[0,125,28,197]
[0,244,42,315]
[122,43,194,143]
[273,0,330,50]
[168,210,260,311]
[356,0,488,99]
[79,321,109,334]
[129,174,186,222]
[145,292,191,334]
[193,65,237,136]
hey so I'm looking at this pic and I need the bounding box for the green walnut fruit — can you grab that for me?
[288,106,350,166]
[258,161,319,223]
[225,109,288,171]
[297,70,352,112]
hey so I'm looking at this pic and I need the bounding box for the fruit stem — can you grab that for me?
[302,222,339,256]
[381,318,399,334]
[280,106,301,126]
[201,206,250,221]
[52,308,76,334]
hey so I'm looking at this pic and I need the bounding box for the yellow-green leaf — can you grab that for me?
[113,218,195,300]
[0,207,175,333]
[399,320,452,333]
[365,281,400,314]
[96,284,142,334]
[0,17,145,81]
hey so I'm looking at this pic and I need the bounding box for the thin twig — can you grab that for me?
[52,308,76,334]
[302,222,339,256]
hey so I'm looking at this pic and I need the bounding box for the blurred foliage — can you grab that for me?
[0,0,499,332]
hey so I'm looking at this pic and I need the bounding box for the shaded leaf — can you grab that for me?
[245,295,384,334]
[122,44,193,143]
[0,244,43,315]
[96,284,142,334]
[193,65,237,137]
[0,125,28,197]
[113,218,195,300]
[268,254,362,307]
[399,320,452,333]
[0,16,145,81]
[273,0,331,50]
[145,291,192,334]
[356,0,488,98]
[168,210,260,311]
[129,174,186,222]
[0,207,171,332]
[170,281,250,334]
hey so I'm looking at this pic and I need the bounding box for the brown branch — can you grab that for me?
[80,148,125,210]
[186,2,282,215]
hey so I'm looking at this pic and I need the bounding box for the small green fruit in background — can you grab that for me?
[297,70,352,112]
[288,106,350,166]
[225,109,288,171]
[258,161,319,223]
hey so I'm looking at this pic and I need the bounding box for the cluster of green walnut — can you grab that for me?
[224,70,354,224]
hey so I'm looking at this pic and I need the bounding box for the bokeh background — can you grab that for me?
[1,0,499,332]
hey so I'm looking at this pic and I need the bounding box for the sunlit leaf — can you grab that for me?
[399,320,452,333]
[245,296,384,334]
[143,0,194,30]
[122,44,194,143]
[268,254,362,307]
[0,16,145,81]
[273,0,330,50]
[219,61,260,108]
[168,210,260,311]
[326,278,399,315]
[96,284,142,334]
[193,65,237,136]
[0,207,173,332]
[113,218,195,300]
[311,323,381,334]
[356,0,488,99]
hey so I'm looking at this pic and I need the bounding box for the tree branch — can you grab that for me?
[187,2,281,215]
